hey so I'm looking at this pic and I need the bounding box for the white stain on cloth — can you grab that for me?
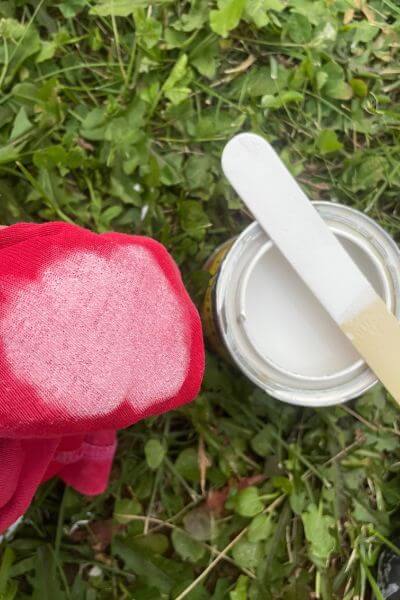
[1,245,189,417]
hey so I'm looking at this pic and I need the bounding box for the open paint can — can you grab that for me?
[202,202,400,407]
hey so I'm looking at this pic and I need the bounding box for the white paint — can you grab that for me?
[240,233,385,377]
[222,133,378,324]
[0,245,190,418]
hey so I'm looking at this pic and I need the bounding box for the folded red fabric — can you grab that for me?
[0,222,204,532]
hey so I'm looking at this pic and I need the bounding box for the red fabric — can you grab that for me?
[0,222,204,532]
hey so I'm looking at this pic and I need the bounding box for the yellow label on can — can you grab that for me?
[202,239,235,359]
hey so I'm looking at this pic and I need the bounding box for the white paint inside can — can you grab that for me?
[239,230,387,379]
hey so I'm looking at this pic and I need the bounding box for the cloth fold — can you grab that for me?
[0,222,204,532]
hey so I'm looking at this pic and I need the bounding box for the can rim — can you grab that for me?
[215,201,400,407]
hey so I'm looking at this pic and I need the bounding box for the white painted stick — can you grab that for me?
[222,132,400,403]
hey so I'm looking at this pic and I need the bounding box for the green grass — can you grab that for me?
[1,0,400,598]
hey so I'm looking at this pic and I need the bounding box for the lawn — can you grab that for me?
[1,0,400,598]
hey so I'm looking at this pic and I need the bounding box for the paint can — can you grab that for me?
[202,202,400,407]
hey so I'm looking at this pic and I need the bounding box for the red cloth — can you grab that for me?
[0,222,204,532]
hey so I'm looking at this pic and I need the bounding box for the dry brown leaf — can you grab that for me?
[225,55,256,75]
[298,178,331,191]
[70,519,124,551]
[206,474,266,516]
[198,436,211,495]
[343,9,354,24]
[237,474,266,489]
[207,488,228,516]
[77,137,95,152]
[89,520,123,551]
[362,5,375,23]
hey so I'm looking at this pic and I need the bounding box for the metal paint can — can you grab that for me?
[202,202,400,407]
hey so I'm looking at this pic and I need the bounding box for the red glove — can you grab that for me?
[0,222,204,532]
